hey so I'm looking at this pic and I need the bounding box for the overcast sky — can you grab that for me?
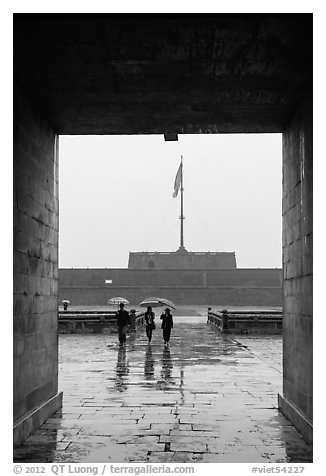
[59,133,282,269]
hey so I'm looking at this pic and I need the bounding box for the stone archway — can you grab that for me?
[13,14,313,444]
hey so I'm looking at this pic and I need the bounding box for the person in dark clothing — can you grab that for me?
[116,302,130,345]
[144,306,155,342]
[160,307,173,346]
[129,309,137,333]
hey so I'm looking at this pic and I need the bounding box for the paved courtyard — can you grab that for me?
[14,315,313,463]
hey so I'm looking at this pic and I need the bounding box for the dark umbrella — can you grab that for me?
[140,297,176,310]
[140,297,163,308]
[158,298,176,310]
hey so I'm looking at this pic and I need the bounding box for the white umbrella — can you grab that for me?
[62,299,71,304]
[108,297,130,306]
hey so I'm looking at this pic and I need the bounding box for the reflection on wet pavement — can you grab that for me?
[144,344,155,381]
[14,315,313,463]
[115,346,130,392]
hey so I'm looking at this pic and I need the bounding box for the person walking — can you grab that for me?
[129,309,137,333]
[116,302,130,346]
[144,306,155,343]
[160,307,173,346]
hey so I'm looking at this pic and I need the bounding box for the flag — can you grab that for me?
[173,162,182,198]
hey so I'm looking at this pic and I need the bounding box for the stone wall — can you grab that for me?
[279,92,313,441]
[128,251,237,269]
[59,285,282,307]
[59,268,282,306]
[13,82,62,444]
[59,268,282,287]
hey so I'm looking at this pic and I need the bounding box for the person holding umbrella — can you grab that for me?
[62,299,70,311]
[160,307,173,346]
[116,302,130,346]
[144,306,155,343]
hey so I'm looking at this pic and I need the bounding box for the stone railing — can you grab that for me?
[134,312,146,329]
[58,309,146,334]
[207,308,283,335]
[207,310,224,333]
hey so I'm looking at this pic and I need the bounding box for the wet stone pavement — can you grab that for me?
[14,315,313,463]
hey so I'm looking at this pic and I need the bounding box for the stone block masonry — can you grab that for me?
[60,267,282,288]
[58,268,282,307]
[128,251,237,269]
[13,81,62,445]
[279,91,313,442]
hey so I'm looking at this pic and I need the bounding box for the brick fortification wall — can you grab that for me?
[13,82,62,444]
[128,251,237,269]
[279,92,313,439]
[59,268,282,306]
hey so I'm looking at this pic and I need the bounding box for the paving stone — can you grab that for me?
[200,450,267,463]
[123,435,160,445]
[170,438,207,453]
[142,414,178,423]
[190,430,220,439]
[149,423,174,432]
[147,452,175,462]
[171,451,200,462]
[133,428,170,437]
[191,423,223,431]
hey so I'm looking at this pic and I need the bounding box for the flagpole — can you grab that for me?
[180,155,185,250]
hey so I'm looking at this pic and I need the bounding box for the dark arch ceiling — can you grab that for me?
[14,13,312,135]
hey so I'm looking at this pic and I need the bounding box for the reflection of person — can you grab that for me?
[161,346,173,382]
[144,343,155,380]
[144,306,155,343]
[115,345,129,391]
[116,302,130,345]
[179,366,185,405]
[160,308,173,346]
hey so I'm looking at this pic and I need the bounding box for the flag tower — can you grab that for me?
[173,155,186,251]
